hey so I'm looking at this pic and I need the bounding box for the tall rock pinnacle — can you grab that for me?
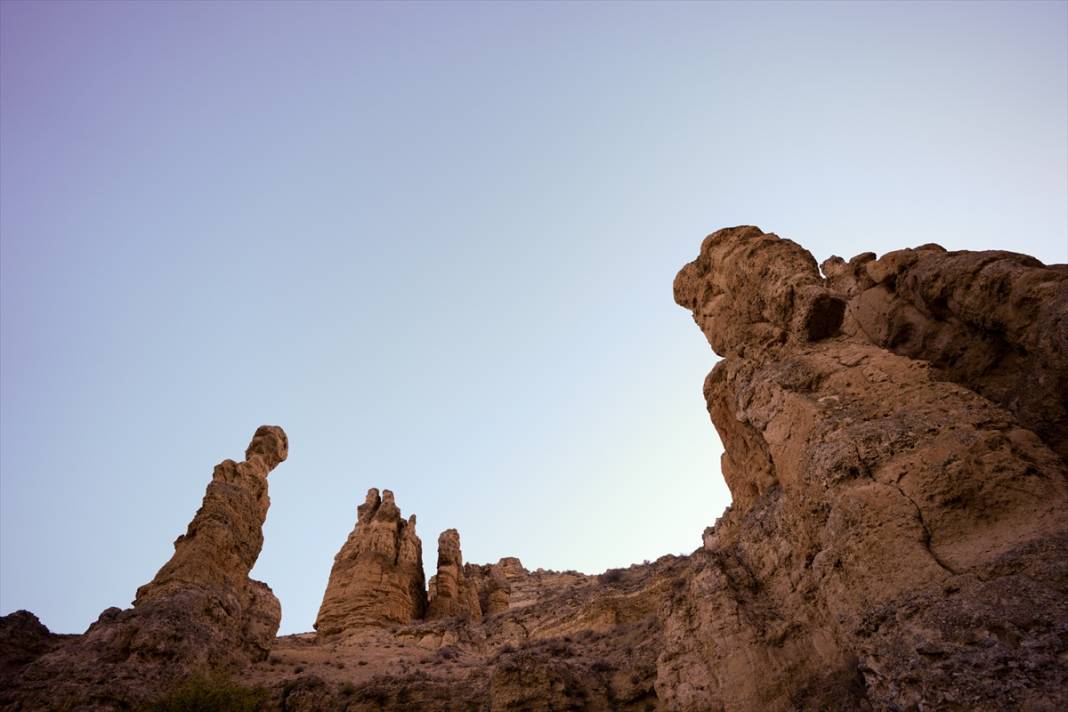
[8,426,289,707]
[135,425,288,610]
[315,488,427,635]
[426,529,482,621]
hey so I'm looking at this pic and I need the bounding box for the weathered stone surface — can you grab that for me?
[822,245,1068,462]
[4,227,1066,712]
[4,426,288,710]
[315,488,427,635]
[664,226,1068,711]
[132,424,288,657]
[0,610,63,693]
[426,529,482,621]
[463,561,513,617]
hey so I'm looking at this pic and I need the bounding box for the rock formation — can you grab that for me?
[665,227,1068,711]
[0,611,62,686]
[315,488,427,635]
[821,245,1068,461]
[3,227,1066,711]
[463,559,514,617]
[426,529,482,621]
[133,424,289,660]
[1,425,288,710]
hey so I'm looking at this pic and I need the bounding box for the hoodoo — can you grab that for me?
[426,529,482,621]
[315,488,427,635]
[2,426,289,709]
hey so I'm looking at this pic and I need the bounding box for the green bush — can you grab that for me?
[143,672,268,712]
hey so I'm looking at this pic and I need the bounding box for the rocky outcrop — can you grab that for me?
[4,425,289,710]
[822,246,1068,462]
[666,227,1068,711]
[426,529,482,621]
[4,227,1066,712]
[463,560,513,617]
[0,611,63,688]
[315,488,427,635]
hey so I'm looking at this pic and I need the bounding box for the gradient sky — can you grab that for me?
[1,1,1065,636]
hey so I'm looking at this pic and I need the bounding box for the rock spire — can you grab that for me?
[315,488,427,635]
[6,426,289,707]
[426,529,482,621]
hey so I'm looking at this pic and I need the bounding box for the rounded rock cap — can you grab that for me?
[245,425,289,470]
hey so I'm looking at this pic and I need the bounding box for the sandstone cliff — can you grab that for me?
[315,488,427,635]
[665,227,1068,711]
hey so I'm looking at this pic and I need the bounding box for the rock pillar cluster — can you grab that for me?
[315,488,427,635]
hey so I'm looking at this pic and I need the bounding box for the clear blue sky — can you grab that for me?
[1,1,1065,635]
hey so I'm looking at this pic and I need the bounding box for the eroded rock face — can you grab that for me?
[132,424,289,657]
[4,228,1066,712]
[0,610,62,690]
[5,426,288,710]
[426,529,482,621]
[315,488,427,635]
[822,246,1068,462]
[665,227,1068,711]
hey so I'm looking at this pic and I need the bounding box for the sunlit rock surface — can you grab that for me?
[1,426,288,710]
[3,228,1066,711]
[315,488,428,635]
[426,529,483,622]
[663,227,1068,711]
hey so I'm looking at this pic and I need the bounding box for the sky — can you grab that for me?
[1,0,1065,636]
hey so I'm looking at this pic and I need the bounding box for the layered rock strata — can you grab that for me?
[426,529,482,621]
[315,488,427,635]
[2,426,288,710]
[665,227,1068,711]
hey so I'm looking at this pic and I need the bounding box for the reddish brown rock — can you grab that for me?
[821,245,1068,462]
[666,227,1068,711]
[463,561,513,617]
[426,529,482,621]
[5,426,289,710]
[133,424,289,657]
[4,228,1066,712]
[0,610,63,695]
[314,488,427,635]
